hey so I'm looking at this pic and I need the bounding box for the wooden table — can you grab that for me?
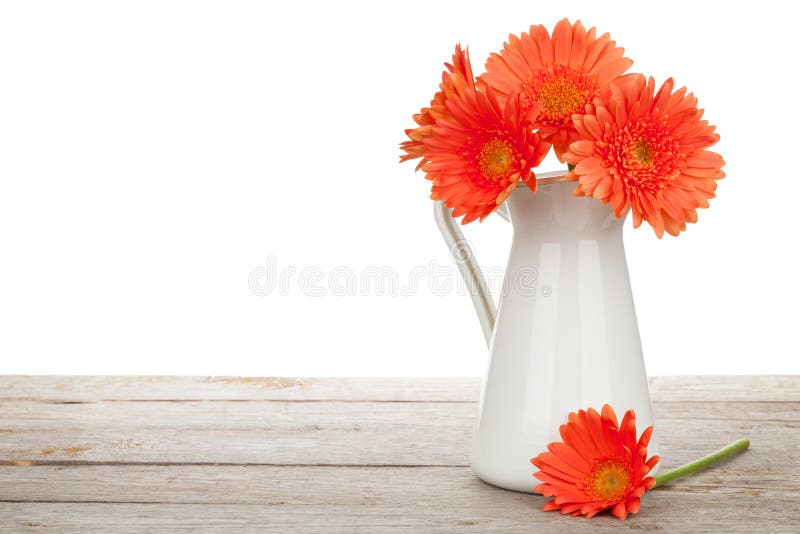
[0,376,797,532]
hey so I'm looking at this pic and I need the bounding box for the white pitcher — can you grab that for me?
[435,171,657,493]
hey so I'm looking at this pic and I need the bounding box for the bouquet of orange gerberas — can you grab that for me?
[400,19,725,237]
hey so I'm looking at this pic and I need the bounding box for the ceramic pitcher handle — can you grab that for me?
[434,201,498,347]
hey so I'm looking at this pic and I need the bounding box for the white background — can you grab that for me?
[1,1,798,376]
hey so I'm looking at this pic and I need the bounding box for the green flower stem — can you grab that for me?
[567,163,576,171]
[654,438,750,488]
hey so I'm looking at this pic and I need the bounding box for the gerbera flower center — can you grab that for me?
[598,119,681,193]
[477,138,517,180]
[538,78,585,118]
[586,458,632,502]
[632,141,655,167]
[527,66,596,126]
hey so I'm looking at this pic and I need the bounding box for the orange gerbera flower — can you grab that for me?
[480,19,633,159]
[400,45,474,169]
[563,75,725,237]
[421,70,550,223]
[531,405,660,520]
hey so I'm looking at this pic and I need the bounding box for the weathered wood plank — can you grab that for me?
[2,398,796,432]
[1,375,797,402]
[0,471,796,533]
[648,375,800,402]
[1,464,796,504]
[0,376,481,402]
[0,400,473,465]
[0,400,797,467]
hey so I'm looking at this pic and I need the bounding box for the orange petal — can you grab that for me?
[575,156,604,174]
[626,496,641,515]
[569,139,596,156]
[611,500,627,520]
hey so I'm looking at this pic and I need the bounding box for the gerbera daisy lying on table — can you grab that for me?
[400,18,725,237]
[531,404,748,521]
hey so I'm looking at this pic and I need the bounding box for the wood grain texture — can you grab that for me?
[2,375,797,402]
[0,469,797,533]
[1,399,797,465]
[0,376,798,532]
[0,376,481,402]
